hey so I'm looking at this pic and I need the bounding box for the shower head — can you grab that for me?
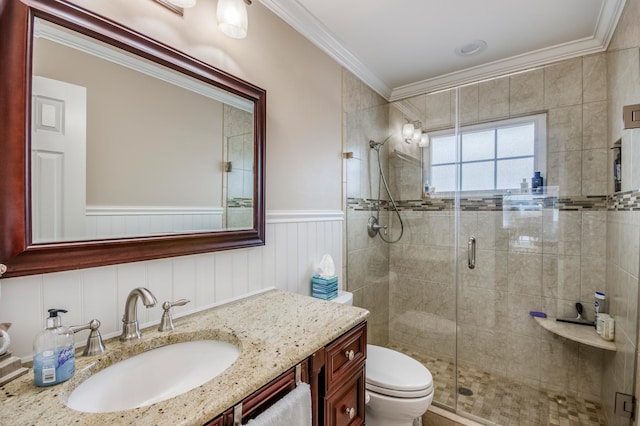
[369,140,383,150]
[369,135,392,151]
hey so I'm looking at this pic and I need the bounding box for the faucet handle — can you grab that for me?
[158,299,190,332]
[70,319,106,357]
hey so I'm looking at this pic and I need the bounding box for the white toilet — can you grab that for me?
[333,291,434,426]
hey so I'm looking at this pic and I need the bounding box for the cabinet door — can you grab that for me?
[324,366,365,426]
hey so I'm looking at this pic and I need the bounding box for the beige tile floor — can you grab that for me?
[390,346,608,426]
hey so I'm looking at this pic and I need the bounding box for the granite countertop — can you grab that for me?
[1,290,369,425]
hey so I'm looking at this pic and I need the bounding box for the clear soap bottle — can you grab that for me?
[33,309,75,387]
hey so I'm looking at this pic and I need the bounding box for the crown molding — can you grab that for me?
[258,0,391,99]
[389,0,627,100]
[260,0,626,102]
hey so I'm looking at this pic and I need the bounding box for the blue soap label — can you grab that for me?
[34,345,75,386]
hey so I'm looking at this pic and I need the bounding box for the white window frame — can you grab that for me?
[426,113,547,194]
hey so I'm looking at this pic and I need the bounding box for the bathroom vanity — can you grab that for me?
[207,320,366,426]
[1,290,369,425]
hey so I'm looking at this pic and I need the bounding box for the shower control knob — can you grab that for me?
[345,350,355,360]
[345,407,355,419]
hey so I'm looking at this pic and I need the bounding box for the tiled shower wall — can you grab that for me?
[394,53,609,197]
[604,202,639,426]
[343,50,636,416]
[343,70,391,346]
[386,56,611,402]
[388,204,608,401]
[605,26,640,424]
[344,7,640,421]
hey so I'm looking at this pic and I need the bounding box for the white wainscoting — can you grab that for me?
[0,210,343,360]
[85,206,224,238]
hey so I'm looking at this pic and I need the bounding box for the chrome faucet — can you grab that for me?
[120,287,157,341]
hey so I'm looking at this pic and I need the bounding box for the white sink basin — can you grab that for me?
[66,340,240,413]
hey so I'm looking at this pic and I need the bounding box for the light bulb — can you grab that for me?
[419,134,429,148]
[413,128,422,142]
[217,0,248,39]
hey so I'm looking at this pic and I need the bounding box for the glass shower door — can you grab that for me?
[385,88,460,411]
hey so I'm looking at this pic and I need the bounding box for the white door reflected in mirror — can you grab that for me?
[31,76,87,243]
[30,18,255,243]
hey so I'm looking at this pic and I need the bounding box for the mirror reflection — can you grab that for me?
[31,18,254,244]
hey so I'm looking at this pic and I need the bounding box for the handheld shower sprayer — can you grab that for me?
[367,135,404,243]
[369,135,391,152]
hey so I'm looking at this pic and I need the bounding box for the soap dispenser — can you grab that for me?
[33,309,75,387]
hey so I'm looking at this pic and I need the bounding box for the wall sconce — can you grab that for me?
[402,122,415,143]
[402,121,428,147]
[217,0,252,39]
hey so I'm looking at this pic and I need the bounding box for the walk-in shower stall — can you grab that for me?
[344,49,639,425]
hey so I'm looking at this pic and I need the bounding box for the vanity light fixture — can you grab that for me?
[217,0,252,39]
[402,122,415,143]
[419,133,429,148]
[402,121,426,145]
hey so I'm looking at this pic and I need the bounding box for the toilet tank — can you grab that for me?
[333,291,353,306]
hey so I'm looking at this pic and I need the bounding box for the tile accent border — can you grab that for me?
[348,195,609,212]
[608,189,640,210]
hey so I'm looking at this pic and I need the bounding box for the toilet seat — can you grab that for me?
[366,345,433,399]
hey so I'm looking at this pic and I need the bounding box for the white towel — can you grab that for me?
[247,382,312,426]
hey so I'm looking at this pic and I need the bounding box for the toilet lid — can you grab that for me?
[366,345,433,398]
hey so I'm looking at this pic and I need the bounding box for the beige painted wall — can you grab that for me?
[66,0,343,211]
[33,37,224,207]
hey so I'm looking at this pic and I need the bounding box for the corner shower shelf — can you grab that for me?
[533,316,617,351]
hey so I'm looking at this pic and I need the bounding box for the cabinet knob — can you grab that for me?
[345,349,355,360]
[345,407,355,419]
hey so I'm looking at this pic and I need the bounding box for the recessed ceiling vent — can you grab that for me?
[455,40,487,56]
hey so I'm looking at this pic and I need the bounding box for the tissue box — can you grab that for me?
[311,275,338,300]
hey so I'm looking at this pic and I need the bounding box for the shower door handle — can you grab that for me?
[468,236,476,269]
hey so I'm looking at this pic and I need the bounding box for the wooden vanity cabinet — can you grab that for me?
[321,321,367,426]
[205,321,367,426]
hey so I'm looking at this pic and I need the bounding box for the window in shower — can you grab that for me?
[428,113,547,192]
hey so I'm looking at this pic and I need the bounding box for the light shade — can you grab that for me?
[166,0,197,7]
[217,0,248,39]
[402,123,415,140]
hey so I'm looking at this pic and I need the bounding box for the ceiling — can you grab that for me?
[259,0,627,101]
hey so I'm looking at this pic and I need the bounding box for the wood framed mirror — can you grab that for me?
[0,0,266,278]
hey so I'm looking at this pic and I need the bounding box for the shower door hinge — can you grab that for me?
[615,392,635,418]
